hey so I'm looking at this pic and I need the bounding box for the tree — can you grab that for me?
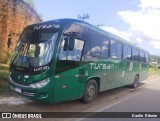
[23,0,34,8]
[23,0,43,20]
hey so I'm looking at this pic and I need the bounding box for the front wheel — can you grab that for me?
[81,79,98,103]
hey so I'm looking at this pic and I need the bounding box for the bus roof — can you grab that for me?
[28,18,149,53]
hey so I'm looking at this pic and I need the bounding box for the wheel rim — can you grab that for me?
[86,84,95,98]
[134,82,138,88]
[134,76,139,88]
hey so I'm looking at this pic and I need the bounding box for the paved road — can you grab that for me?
[73,77,160,121]
[0,77,160,121]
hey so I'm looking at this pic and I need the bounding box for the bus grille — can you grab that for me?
[13,79,30,86]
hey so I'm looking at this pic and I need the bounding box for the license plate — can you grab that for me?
[15,88,22,93]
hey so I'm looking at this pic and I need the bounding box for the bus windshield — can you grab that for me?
[11,29,58,68]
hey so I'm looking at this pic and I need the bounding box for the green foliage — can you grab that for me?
[0,50,4,63]
[0,49,6,64]
[24,0,34,8]
[0,63,10,90]
[0,49,13,64]
[150,54,160,62]
[149,66,160,76]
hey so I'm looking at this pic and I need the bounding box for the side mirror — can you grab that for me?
[63,38,68,51]
[63,37,75,51]
[68,37,75,51]
[7,34,11,48]
[35,46,40,57]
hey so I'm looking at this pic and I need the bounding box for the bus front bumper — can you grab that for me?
[9,77,53,104]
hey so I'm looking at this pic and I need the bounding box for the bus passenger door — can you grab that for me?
[54,36,85,103]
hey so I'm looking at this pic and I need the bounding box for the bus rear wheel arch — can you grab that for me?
[81,79,98,103]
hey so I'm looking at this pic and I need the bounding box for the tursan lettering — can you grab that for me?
[34,24,60,30]
[90,63,114,70]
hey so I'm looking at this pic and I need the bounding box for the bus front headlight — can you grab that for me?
[29,78,50,89]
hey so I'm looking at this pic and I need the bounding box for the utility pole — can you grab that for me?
[78,14,90,21]
[78,14,104,28]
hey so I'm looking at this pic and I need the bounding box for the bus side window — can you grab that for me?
[68,38,84,61]
[145,53,149,63]
[110,40,122,59]
[91,32,101,57]
[59,23,85,61]
[127,46,132,60]
[90,32,109,58]
[123,45,128,60]
[139,51,145,62]
[81,27,92,60]
[132,48,139,61]
[101,38,109,58]
[110,40,117,59]
[123,45,132,61]
[117,43,122,59]
[59,37,84,61]
[59,38,67,60]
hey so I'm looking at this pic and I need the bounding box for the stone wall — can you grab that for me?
[0,0,41,53]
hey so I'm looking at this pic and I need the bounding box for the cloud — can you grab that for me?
[149,41,160,49]
[100,26,132,41]
[117,0,160,50]
[136,37,143,43]
[140,0,160,9]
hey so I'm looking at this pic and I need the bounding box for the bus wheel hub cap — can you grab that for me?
[87,85,95,97]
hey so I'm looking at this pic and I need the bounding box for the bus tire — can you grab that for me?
[81,79,98,103]
[131,75,139,88]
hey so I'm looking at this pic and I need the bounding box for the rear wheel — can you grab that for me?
[81,79,98,103]
[131,75,139,88]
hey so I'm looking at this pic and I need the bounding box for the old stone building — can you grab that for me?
[0,0,41,56]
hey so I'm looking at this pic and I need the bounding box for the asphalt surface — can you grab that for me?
[74,77,160,121]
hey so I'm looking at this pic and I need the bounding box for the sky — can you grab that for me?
[33,0,160,55]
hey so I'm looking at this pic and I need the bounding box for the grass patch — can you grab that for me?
[0,66,9,70]
[149,67,160,77]
[0,64,9,70]
[0,72,9,81]
[0,71,10,90]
